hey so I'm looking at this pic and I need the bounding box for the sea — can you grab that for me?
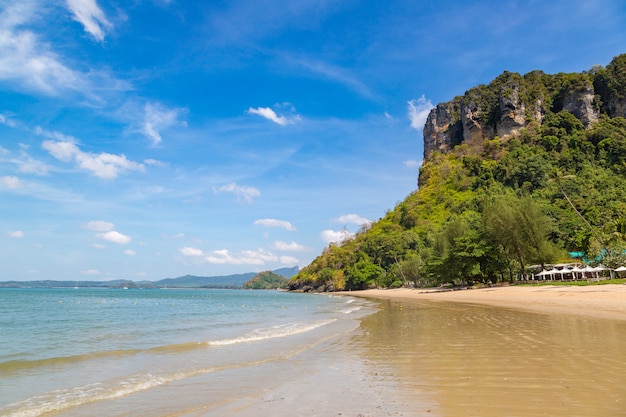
[0,288,376,417]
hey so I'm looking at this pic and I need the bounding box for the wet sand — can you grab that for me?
[344,284,626,416]
[198,286,626,416]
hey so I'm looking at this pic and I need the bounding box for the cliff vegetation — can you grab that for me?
[290,54,626,291]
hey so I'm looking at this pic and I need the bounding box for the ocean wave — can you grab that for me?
[0,349,142,376]
[208,319,337,346]
[0,369,208,417]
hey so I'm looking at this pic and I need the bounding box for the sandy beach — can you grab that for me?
[340,283,626,321]
[327,284,626,417]
[202,284,626,417]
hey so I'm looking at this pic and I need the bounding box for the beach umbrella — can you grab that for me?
[536,269,553,280]
[583,266,597,279]
[571,266,584,280]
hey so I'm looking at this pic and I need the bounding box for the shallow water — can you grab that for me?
[0,288,375,417]
[357,298,626,417]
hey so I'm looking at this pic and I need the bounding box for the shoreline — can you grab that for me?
[338,283,626,321]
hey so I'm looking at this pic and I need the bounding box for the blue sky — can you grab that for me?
[1,0,625,281]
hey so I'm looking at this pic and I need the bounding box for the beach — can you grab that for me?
[3,286,626,417]
[335,284,626,416]
[342,283,626,321]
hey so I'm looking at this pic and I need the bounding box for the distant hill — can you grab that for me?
[0,266,300,289]
[242,271,290,289]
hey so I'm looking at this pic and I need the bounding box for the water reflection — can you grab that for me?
[356,298,626,417]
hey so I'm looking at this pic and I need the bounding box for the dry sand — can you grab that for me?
[340,283,626,321]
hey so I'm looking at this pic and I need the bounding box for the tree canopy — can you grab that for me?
[291,55,626,291]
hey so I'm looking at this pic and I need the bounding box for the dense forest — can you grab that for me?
[242,271,290,289]
[290,54,626,291]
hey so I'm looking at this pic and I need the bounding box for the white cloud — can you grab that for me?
[96,230,131,244]
[65,0,112,42]
[0,3,128,100]
[90,243,105,249]
[202,248,277,265]
[18,157,49,175]
[320,229,354,244]
[213,182,260,203]
[42,139,144,179]
[141,102,187,146]
[403,159,421,168]
[0,3,85,95]
[7,230,24,238]
[179,246,204,257]
[0,175,23,189]
[279,255,299,265]
[272,241,307,252]
[123,249,136,256]
[247,105,300,126]
[0,114,16,127]
[144,158,167,167]
[85,220,114,231]
[253,218,297,231]
[335,214,371,226]
[81,269,101,275]
[408,95,434,131]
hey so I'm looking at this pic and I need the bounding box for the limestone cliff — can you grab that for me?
[423,54,626,161]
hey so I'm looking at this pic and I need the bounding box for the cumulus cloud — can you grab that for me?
[124,249,136,256]
[141,102,187,146]
[65,0,112,42]
[179,246,204,257]
[320,229,354,244]
[247,104,300,126]
[279,255,299,265]
[253,218,297,231]
[213,182,260,203]
[272,241,307,252]
[7,230,24,238]
[0,176,23,189]
[85,220,114,231]
[334,214,371,226]
[96,230,131,244]
[408,95,434,131]
[42,139,144,179]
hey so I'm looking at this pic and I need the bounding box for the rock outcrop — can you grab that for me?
[422,54,626,160]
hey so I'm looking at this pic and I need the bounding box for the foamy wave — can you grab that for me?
[208,319,336,346]
[1,365,223,417]
[340,305,362,314]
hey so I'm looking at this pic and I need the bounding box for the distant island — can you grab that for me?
[242,271,290,289]
[0,266,299,289]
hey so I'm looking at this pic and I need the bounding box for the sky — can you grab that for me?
[1,0,626,282]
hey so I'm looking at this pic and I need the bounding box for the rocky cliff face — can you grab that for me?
[422,55,626,160]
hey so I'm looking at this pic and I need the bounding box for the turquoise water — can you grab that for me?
[0,288,374,417]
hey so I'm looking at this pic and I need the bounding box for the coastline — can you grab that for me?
[338,283,626,321]
[199,285,626,417]
[337,284,626,416]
